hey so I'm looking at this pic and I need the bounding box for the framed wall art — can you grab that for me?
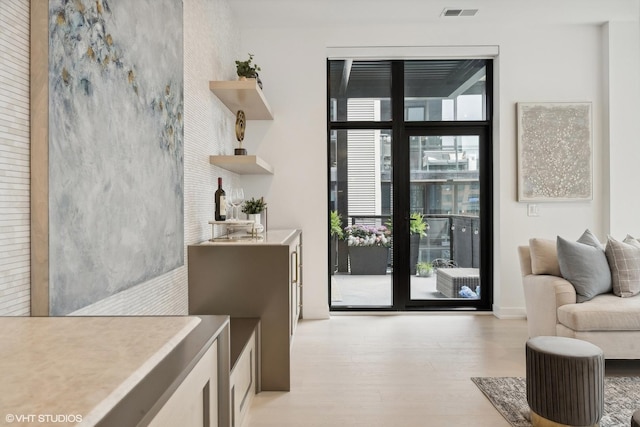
[32,0,184,315]
[517,102,592,202]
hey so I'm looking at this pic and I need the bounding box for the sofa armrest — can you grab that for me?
[518,245,533,276]
[522,274,577,337]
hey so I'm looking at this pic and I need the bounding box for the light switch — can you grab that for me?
[527,204,539,217]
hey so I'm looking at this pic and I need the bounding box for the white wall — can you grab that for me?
[604,21,640,239]
[237,12,640,319]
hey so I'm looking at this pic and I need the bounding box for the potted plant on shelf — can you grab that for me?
[235,53,262,88]
[330,211,344,274]
[344,223,391,275]
[242,197,267,229]
[416,261,434,277]
[409,212,428,275]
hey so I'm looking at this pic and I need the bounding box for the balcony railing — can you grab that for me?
[335,214,480,273]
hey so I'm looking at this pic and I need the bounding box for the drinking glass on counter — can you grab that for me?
[230,188,245,221]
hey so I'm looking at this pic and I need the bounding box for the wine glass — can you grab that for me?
[226,188,237,221]
[231,188,245,221]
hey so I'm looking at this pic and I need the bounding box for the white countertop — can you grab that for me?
[201,228,300,246]
[0,316,202,427]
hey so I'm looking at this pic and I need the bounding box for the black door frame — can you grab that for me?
[398,125,493,311]
[328,59,493,312]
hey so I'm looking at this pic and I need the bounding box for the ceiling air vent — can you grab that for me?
[441,8,478,17]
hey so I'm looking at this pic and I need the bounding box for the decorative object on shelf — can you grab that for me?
[517,102,593,202]
[235,53,262,88]
[242,197,267,233]
[248,214,264,233]
[344,224,391,275]
[234,110,247,155]
[241,197,267,215]
[214,177,226,221]
[207,219,261,242]
[228,187,245,220]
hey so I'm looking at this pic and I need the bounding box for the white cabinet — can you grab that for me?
[149,342,218,427]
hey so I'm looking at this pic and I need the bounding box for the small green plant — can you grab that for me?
[330,211,344,239]
[242,197,267,214]
[416,261,433,277]
[383,213,427,236]
[410,212,427,237]
[235,53,261,78]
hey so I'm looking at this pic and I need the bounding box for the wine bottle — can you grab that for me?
[214,177,226,221]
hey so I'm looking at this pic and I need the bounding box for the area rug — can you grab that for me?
[471,376,640,427]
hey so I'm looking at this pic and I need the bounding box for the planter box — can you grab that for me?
[348,246,389,275]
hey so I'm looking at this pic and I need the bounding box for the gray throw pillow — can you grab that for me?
[557,230,612,302]
[605,236,640,298]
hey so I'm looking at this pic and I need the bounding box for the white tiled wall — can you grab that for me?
[0,0,240,316]
[0,0,30,316]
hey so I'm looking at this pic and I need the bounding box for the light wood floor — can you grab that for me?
[246,314,640,427]
[245,314,529,427]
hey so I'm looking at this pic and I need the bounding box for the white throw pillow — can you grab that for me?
[529,238,561,276]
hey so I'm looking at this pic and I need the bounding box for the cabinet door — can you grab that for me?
[149,341,218,427]
[230,331,257,427]
[295,240,302,320]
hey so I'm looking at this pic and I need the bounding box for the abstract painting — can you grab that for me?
[48,0,184,315]
[517,102,592,202]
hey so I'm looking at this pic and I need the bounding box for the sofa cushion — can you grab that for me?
[529,238,561,276]
[557,293,640,331]
[605,236,640,298]
[557,230,612,302]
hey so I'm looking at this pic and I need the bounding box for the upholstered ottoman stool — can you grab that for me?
[526,336,604,427]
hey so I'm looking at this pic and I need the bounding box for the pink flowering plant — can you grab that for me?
[344,224,391,247]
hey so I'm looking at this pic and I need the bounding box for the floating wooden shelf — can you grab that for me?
[209,155,274,175]
[209,79,273,119]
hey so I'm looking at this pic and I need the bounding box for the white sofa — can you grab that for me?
[518,244,640,359]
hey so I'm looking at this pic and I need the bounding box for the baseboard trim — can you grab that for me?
[492,304,527,319]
